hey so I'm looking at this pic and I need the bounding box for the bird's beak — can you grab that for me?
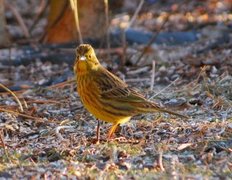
[80,56,86,61]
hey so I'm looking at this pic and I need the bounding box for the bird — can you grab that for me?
[73,44,188,140]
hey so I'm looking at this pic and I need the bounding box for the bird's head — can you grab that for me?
[74,44,100,75]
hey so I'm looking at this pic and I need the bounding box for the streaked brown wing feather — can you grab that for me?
[94,66,147,102]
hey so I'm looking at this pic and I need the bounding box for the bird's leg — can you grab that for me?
[107,123,119,139]
[96,119,100,143]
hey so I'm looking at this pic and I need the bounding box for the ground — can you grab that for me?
[0,0,232,179]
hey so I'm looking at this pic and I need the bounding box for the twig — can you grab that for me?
[21,98,28,109]
[47,78,75,89]
[135,14,169,65]
[25,99,62,105]
[104,0,110,62]
[96,119,100,144]
[158,150,165,171]
[55,125,74,141]
[127,0,144,28]
[0,83,24,112]
[29,0,49,33]
[121,29,127,67]
[127,66,150,75]
[122,0,144,66]
[125,78,150,83]
[69,0,83,43]
[5,2,30,38]
[0,129,11,162]
[150,60,156,91]
[0,108,45,123]
[149,77,179,100]
[0,88,27,95]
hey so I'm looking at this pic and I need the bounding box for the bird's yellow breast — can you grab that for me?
[77,73,131,124]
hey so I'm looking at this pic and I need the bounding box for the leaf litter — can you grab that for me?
[0,0,232,179]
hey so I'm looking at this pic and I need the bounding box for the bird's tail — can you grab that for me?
[155,107,188,119]
[136,101,188,119]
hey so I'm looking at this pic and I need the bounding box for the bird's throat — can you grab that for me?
[75,61,99,76]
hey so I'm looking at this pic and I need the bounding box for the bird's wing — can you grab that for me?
[95,67,147,102]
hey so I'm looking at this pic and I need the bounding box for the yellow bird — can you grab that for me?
[74,44,187,140]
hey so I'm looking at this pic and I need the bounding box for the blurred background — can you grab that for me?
[0,0,231,90]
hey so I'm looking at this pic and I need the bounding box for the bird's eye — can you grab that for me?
[88,55,91,58]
